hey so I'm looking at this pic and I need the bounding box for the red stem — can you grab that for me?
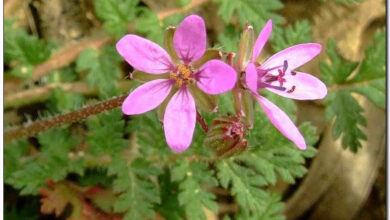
[196,111,209,133]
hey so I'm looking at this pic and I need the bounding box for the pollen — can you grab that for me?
[170,64,194,87]
[287,85,296,93]
[177,64,191,78]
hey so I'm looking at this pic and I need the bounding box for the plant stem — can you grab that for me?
[4,95,127,144]
[196,111,209,133]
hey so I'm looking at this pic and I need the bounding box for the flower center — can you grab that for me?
[170,64,195,87]
[257,60,297,93]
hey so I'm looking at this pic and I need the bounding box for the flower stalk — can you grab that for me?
[4,95,127,144]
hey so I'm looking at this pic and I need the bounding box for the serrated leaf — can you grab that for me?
[76,47,121,98]
[87,109,127,156]
[216,103,318,215]
[156,169,185,220]
[214,0,284,35]
[320,39,359,85]
[325,91,366,152]
[46,88,85,113]
[135,7,164,45]
[4,140,29,183]
[4,19,52,65]
[216,159,267,213]
[321,31,385,151]
[217,24,240,52]
[272,20,312,52]
[94,0,139,38]
[172,161,218,220]
[109,157,161,220]
[8,129,82,195]
[351,30,386,108]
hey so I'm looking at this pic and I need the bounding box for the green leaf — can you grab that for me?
[135,7,164,45]
[172,161,218,220]
[8,129,82,195]
[135,9,184,46]
[217,24,240,52]
[272,20,312,52]
[46,88,85,113]
[216,101,317,216]
[213,0,284,34]
[156,169,185,220]
[87,109,127,156]
[76,47,121,98]
[325,91,366,152]
[108,157,161,220]
[4,140,29,183]
[320,39,359,85]
[5,19,52,65]
[217,159,267,213]
[321,30,385,151]
[235,193,284,220]
[126,112,171,157]
[94,0,139,38]
[4,19,53,78]
[350,30,386,108]
[76,168,114,187]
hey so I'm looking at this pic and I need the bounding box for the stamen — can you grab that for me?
[287,85,296,93]
[283,60,288,72]
[291,71,297,76]
[170,64,194,87]
[258,82,286,91]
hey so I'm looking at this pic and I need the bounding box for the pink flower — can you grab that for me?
[245,20,327,150]
[116,15,237,153]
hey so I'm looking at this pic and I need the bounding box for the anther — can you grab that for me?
[287,86,296,93]
[283,60,288,72]
[291,71,297,76]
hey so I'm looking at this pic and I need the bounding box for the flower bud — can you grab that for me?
[241,90,255,128]
[164,26,180,64]
[204,116,247,156]
[236,24,255,72]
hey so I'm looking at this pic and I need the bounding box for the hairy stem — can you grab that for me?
[4,95,127,144]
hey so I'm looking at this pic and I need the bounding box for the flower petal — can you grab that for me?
[116,35,173,74]
[252,19,272,62]
[122,79,172,115]
[173,15,206,63]
[254,94,306,149]
[196,60,237,95]
[265,71,328,100]
[245,62,258,93]
[261,43,322,72]
[164,89,196,153]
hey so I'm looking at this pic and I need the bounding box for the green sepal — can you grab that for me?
[241,90,255,128]
[189,85,218,112]
[192,49,222,69]
[131,70,170,83]
[164,26,180,64]
[236,25,255,71]
[157,88,177,122]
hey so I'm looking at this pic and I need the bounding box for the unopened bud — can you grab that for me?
[236,25,254,72]
[204,116,248,156]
